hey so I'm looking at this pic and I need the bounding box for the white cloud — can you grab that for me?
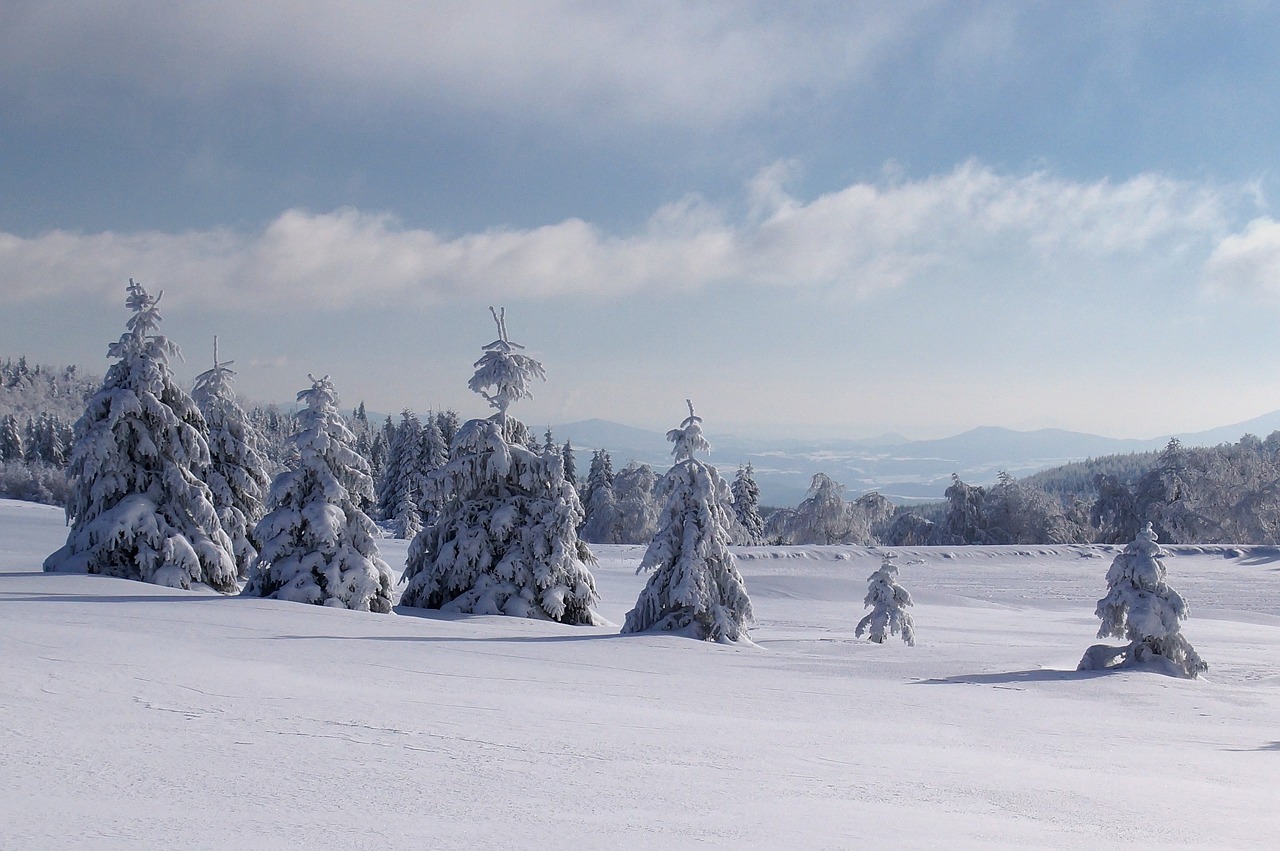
[1202,217,1280,301]
[0,2,919,129]
[0,163,1248,310]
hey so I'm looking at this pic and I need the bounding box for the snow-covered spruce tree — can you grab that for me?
[856,554,915,645]
[0,414,23,461]
[399,308,599,624]
[375,410,422,520]
[415,414,450,523]
[1079,522,1206,677]
[580,448,619,543]
[561,439,577,489]
[392,479,423,540]
[732,463,765,545]
[43,280,238,592]
[191,338,270,578]
[623,401,753,642]
[242,375,394,612]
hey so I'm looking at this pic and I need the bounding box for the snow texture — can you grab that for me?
[399,310,599,624]
[1080,522,1207,677]
[242,375,393,613]
[855,554,916,645]
[7,499,1280,848]
[43,280,237,592]
[623,402,753,642]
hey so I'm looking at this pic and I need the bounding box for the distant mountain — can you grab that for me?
[553,411,1280,508]
[1172,410,1280,448]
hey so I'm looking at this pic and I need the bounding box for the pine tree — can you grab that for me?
[623,401,753,642]
[732,463,765,545]
[1079,522,1207,677]
[43,280,238,592]
[376,410,422,520]
[561,439,577,488]
[191,338,270,578]
[856,554,915,645]
[0,414,24,462]
[399,308,599,624]
[416,414,449,522]
[243,375,393,612]
[392,479,423,540]
[580,449,618,543]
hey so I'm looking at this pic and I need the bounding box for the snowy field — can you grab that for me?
[3,498,1279,849]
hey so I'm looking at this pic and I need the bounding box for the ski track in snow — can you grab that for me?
[3,498,1280,849]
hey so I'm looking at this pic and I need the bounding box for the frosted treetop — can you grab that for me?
[667,399,711,462]
[468,307,546,420]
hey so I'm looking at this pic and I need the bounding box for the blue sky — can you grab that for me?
[3,2,1280,440]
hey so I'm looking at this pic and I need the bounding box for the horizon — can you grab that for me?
[4,4,1280,439]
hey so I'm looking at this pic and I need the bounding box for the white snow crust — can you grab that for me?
[3,498,1280,848]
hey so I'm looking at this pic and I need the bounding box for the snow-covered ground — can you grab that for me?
[3,497,1279,849]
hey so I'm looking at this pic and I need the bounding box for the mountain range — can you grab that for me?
[553,410,1280,507]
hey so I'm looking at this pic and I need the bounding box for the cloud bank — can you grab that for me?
[1,2,917,129]
[0,163,1253,310]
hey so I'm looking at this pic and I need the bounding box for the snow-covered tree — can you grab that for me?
[0,414,23,461]
[580,448,619,543]
[399,309,599,624]
[612,461,660,543]
[376,410,422,519]
[1078,522,1207,677]
[789,473,850,544]
[623,401,753,642]
[191,338,270,578]
[856,554,915,645]
[561,439,577,488]
[392,479,423,540]
[243,375,393,612]
[43,280,238,592]
[942,474,989,544]
[731,463,765,545]
[416,414,449,522]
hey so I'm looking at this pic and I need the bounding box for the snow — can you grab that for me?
[3,497,1280,848]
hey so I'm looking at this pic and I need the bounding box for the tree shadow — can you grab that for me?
[1222,741,1280,752]
[269,632,631,646]
[1237,547,1280,566]
[0,591,229,604]
[914,668,1112,686]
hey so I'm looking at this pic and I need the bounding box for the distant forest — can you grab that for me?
[5,355,1280,546]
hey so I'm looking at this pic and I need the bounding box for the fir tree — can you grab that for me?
[392,479,423,540]
[192,339,270,578]
[44,280,238,592]
[855,554,915,645]
[732,463,765,545]
[243,375,393,612]
[561,439,577,488]
[623,401,753,642]
[399,309,599,624]
[580,448,618,543]
[0,414,24,462]
[376,410,422,520]
[416,414,449,522]
[1079,522,1207,677]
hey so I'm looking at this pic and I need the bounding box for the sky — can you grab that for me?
[4,1,1280,441]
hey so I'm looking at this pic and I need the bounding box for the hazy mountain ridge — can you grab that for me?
[554,411,1280,507]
